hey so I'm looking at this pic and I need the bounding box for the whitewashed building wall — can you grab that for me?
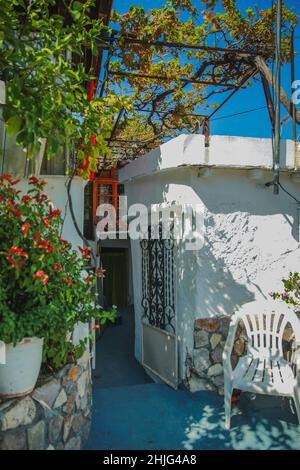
[119,135,300,381]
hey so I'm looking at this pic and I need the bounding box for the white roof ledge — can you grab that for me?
[119,134,300,183]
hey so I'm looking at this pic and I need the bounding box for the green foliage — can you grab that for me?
[0,175,116,369]
[0,0,131,176]
[271,272,300,308]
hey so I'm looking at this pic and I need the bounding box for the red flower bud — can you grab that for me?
[22,223,30,238]
[54,262,62,273]
[33,270,48,285]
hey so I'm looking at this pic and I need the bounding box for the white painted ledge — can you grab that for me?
[119,134,300,183]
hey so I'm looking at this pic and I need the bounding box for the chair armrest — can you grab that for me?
[292,343,300,388]
[222,313,239,374]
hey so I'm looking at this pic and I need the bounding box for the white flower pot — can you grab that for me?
[0,337,43,399]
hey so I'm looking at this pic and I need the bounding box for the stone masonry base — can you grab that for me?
[185,316,294,395]
[0,350,92,450]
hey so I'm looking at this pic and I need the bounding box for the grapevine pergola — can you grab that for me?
[86,1,298,167]
[1,1,298,174]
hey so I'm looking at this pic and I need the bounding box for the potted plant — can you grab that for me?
[0,174,114,398]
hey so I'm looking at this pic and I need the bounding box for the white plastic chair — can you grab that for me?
[223,300,300,429]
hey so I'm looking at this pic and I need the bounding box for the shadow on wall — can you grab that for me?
[160,171,299,375]
[176,236,254,376]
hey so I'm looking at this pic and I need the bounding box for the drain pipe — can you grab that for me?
[273,0,282,195]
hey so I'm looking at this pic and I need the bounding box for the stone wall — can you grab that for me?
[185,317,294,395]
[0,350,92,450]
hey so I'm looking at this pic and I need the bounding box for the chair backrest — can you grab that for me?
[233,300,300,358]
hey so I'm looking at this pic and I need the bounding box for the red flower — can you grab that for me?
[96,268,106,279]
[18,260,25,270]
[21,195,33,204]
[38,194,49,204]
[37,239,54,253]
[59,237,69,246]
[78,246,90,258]
[42,217,50,227]
[8,246,28,258]
[92,324,100,331]
[63,277,73,286]
[11,178,21,186]
[28,176,39,185]
[85,275,93,285]
[59,247,67,254]
[12,207,22,219]
[42,207,60,227]
[49,207,61,219]
[22,223,30,238]
[33,271,48,285]
[33,232,40,244]
[1,174,13,183]
[6,257,16,267]
[54,262,62,273]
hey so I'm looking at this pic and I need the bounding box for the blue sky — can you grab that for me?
[111,0,300,140]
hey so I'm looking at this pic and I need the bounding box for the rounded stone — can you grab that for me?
[195,319,218,333]
[0,396,36,431]
[27,420,45,450]
[64,436,81,450]
[72,414,83,433]
[207,363,223,377]
[48,415,64,444]
[218,317,230,337]
[210,333,222,350]
[194,330,209,348]
[0,429,26,450]
[210,374,224,387]
[32,380,60,409]
[63,393,76,414]
[211,344,223,363]
[54,389,67,409]
[193,348,210,371]
[63,415,73,443]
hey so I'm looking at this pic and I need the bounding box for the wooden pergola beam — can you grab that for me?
[110,31,272,57]
[108,70,239,89]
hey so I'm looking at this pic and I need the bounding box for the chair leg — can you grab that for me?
[293,387,300,426]
[224,382,233,430]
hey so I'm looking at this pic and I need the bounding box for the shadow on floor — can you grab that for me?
[86,307,300,450]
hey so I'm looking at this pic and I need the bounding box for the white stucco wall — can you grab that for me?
[18,175,86,249]
[120,136,300,382]
[17,175,89,345]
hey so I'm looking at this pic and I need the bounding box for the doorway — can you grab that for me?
[101,247,129,308]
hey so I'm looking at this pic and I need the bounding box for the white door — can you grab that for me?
[140,224,178,388]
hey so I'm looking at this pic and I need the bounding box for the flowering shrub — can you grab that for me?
[270,272,300,309]
[0,175,115,369]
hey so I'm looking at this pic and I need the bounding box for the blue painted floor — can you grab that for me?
[86,307,300,450]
